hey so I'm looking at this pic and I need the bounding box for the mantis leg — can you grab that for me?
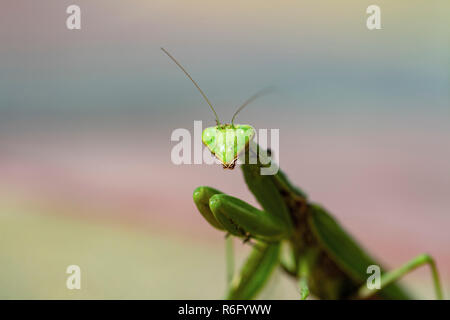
[298,276,310,300]
[225,235,234,293]
[194,186,286,299]
[227,241,281,299]
[209,193,290,241]
[357,253,443,300]
[279,242,297,278]
[193,186,225,231]
[194,186,290,240]
[297,256,311,300]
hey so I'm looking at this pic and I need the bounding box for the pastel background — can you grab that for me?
[0,1,449,299]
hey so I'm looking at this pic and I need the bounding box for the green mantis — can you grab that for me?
[162,48,444,300]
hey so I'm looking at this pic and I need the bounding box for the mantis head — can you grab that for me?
[162,48,274,169]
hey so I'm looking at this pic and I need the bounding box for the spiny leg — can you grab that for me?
[357,253,443,299]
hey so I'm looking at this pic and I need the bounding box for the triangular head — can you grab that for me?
[202,124,255,169]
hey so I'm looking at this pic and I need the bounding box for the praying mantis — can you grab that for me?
[162,48,444,300]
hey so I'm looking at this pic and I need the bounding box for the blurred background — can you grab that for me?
[0,0,449,299]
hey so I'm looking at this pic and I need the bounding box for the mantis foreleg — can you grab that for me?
[193,186,225,231]
[209,193,289,241]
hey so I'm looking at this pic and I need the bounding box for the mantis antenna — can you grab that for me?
[161,48,221,126]
[231,87,275,127]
